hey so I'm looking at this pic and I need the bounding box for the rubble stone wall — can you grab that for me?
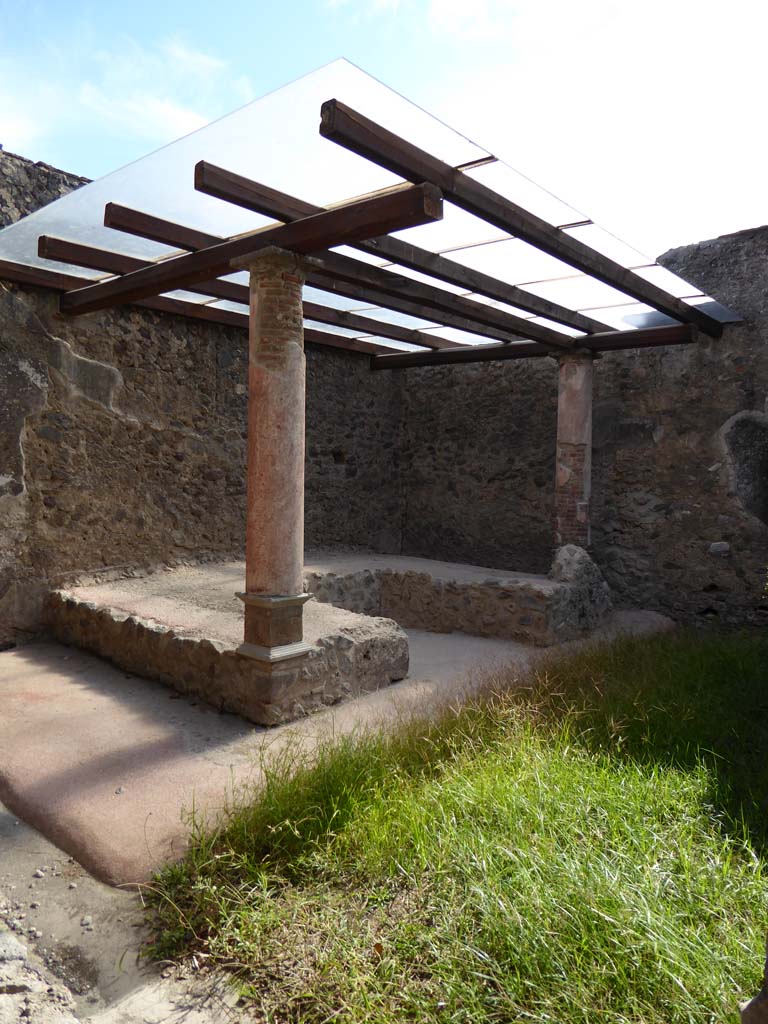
[0,148,89,228]
[400,357,559,574]
[2,148,767,637]
[0,151,402,643]
[400,230,768,626]
[305,543,613,646]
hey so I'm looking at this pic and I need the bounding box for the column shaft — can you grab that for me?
[232,246,311,659]
[555,353,594,548]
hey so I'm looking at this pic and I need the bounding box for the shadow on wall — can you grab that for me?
[722,411,768,526]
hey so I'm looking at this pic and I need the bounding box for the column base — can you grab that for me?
[236,590,312,657]
[236,639,314,664]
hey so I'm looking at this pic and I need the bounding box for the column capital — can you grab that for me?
[557,347,597,366]
[230,245,318,279]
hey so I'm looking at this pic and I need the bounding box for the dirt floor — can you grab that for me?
[0,798,250,1023]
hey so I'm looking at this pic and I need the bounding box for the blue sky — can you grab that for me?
[1,0,767,254]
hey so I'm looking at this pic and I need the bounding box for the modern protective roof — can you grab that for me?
[0,59,739,366]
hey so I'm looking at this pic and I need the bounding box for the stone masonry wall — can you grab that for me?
[2,146,767,636]
[0,151,402,643]
[399,231,768,626]
[0,148,89,228]
[591,228,768,624]
[400,357,559,574]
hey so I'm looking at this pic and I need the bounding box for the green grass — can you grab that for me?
[146,630,768,1023]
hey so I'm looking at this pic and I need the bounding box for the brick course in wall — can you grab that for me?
[554,443,590,548]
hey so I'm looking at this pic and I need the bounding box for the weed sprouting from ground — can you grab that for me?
[146,630,768,1023]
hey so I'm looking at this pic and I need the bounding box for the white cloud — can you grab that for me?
[0,59,62,155]
[0,35,245,166]
[160,39,227,75]
[0,105,43,155]
[417,0,768,252]
[78,83,208,143]
[325,0,403,15]
[426,0,514,40]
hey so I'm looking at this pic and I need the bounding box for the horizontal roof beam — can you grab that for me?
[102,203,524,347]
[59,183,444,315]
[303,274,527,343]
[195,159,610,335]
[38,236,247,303]
[310,250,575,349]
[104,202,221,251]
[193,162,576,350]
[319,99,724,339]
[38,234,453,350]
[370,324,694,369]
[0,256,389,356]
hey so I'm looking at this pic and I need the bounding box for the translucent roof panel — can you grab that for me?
[461,293,538,320]
[562,224,651,266]
[446,238,575,286]
[524,275,638,311]
[526,317,584,339]
[353,307,442,330]
[632,264,704,298]
[162,289,219,305]
[0,57,731,332]
[302,285,368,312]
[417,326,496,347]
[358,339,426,352]
[0,59,490,279]
[375,263,471,295]
[329,244,390,267]
[207,300,248,314]
[303,319,363,338]
[392,201,508,252]
[464,162,586,229]
[585,302,671,331]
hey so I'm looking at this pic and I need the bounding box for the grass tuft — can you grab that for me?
[146,630,768,1023]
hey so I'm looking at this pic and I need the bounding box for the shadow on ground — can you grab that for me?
[520,628,768,852]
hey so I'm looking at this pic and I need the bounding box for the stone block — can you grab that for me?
[45,587,408,728]
[306,551,612,646]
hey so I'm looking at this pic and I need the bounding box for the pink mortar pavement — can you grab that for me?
[0,608,671,886]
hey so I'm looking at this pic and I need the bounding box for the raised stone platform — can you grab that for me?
[45,547,611,726]
[305,545,611,646]
[47,570,408,726]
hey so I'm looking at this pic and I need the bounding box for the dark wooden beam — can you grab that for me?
[38,236,248,304]
[101,203,522,346]
[108,203,217,257]
[195,162,313,222]
[0,256,388,356]
[310,250,575,349]
[373,341,551,368]
[306,274,527,344]
[0,258,90,292]
[104,202,231,251]
[195,160,610,335]
[183,168,581,352]
[303,328,389,356]
[140,304,389,355]
[587,324,693,350]
[39,233,453,350]
[301,301,453,349]
[370,324,694,369]
[60,183,444,315]
[0,258,248,329]
[320,99,725,339]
